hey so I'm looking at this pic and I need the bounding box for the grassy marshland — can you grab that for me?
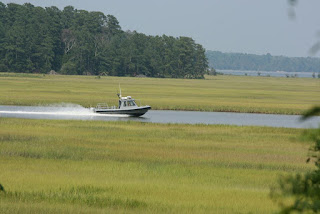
[0,118,315,213]
[0,73,319,114]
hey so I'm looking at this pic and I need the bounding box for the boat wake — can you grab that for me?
[0,103,130,118]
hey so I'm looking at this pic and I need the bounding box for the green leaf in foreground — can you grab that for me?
[272,106,320,213]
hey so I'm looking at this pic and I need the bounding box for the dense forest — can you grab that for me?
[0,2,208,79]
[206,50,320,73]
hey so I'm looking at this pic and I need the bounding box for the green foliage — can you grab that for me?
[0,63,8,72]
[60,61,76,75]
[0,183,5,192]
[272,107,320,213]
[206,50,320,73]
[302,107,320,119]
[0,2,208,78]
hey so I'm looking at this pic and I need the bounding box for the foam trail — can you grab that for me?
[0,103,130,118]
[0,111,129,117]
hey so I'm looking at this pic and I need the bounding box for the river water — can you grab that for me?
[0,105,319,129]
[217,70,318,78]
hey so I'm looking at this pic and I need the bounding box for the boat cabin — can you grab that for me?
[118,96,137,109]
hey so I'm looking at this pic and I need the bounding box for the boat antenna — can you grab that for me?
[117,83,121,98]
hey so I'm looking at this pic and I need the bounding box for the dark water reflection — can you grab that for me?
[0,105,319,129]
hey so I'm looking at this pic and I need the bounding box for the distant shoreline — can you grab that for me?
[206,50,320,73]
[214,69,319,78]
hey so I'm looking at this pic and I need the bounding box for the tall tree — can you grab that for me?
[0,1,208,78]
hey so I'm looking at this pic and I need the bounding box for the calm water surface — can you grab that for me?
[217,70,319,78]
[0,105,319,129]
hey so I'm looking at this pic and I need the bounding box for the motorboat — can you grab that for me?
[92,89,151,117]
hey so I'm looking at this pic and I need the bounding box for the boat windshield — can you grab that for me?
[127,100,136,106]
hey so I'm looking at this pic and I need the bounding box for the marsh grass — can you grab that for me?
[0,73,319,114]
[0,118,315,213]
[3,186,146,209]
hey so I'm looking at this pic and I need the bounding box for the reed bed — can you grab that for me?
[0,118,315,213]
[0,73,319,114]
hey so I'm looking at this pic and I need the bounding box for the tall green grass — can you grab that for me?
[0,73,319,114]
[0,118,315,213]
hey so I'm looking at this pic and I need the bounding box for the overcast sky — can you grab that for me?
[2,0,320,57]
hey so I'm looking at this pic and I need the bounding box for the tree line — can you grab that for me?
[206,50,320,73]
[0,2,208,79]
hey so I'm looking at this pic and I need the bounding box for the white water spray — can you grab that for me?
[0,103,129,118]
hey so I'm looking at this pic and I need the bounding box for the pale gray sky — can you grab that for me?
[2,0,320,57]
